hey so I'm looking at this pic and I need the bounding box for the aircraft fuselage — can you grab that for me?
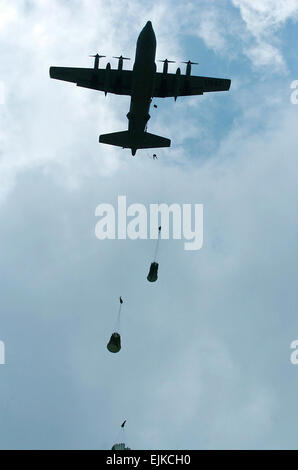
[127,21,156,155]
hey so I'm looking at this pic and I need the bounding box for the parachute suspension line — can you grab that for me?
[114,296,123,333]
[153,226,161,262]
[114,420,126,442]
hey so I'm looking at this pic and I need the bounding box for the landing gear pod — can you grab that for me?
[147,261,159,282]
[107,332,121,353]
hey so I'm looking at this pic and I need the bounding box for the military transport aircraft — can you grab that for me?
[50,21,231,156]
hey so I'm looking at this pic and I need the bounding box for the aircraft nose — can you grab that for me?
[137,20,156,47]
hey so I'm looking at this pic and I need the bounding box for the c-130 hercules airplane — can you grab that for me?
[50,21,231,156]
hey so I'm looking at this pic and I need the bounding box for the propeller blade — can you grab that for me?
[158,59,175,63]
[113,56,130,60]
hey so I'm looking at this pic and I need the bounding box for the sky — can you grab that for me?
[0,0,298,450]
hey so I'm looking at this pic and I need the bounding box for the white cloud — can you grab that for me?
[0,0,18,33]
[232,0,298,37]
[232,0,298,70]
[192,8,228,52]
[244,41,284,68]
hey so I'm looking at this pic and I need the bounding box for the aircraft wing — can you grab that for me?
[49,67,133,96]
[153,72,231,98]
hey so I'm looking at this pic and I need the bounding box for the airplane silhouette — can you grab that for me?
[50,21,231,156]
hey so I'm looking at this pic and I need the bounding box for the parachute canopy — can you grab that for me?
[147,261,159,282]
[111,443,131,450]
[107,332,121,353]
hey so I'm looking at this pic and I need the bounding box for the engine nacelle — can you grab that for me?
[89,53,105,70]
[104,62,111,96]
[113,55,130,71]
[174,67,181,101]
[118,57,123,71]
[159,58,175,75]
[182,60,198,76]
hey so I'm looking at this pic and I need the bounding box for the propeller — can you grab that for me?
[89,53,106,69]
[181,60,198,75]
[113,55,130,70]
[113,55,131,60]
[89,54,106,58]
[158,59,175,74]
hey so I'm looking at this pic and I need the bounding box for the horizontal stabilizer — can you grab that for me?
[141,132,171,149]
[99,131,132,148]
[99,130,171,152]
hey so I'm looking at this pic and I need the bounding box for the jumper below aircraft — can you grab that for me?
[49,21,231,156]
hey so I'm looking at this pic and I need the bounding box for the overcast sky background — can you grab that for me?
[0,0,298,450]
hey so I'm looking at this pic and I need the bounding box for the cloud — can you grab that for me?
[244,41,284,68]
[232,0,298,70]
[1,0,298,450]
[2,90,298,448]
[232,0,298,37]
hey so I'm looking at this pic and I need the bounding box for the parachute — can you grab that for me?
[107,297,123,353]
[147,226,161,282]
[111,419,131,450]
[107,332,121,353]
[111,443,131,450]
[147,261,159,282]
